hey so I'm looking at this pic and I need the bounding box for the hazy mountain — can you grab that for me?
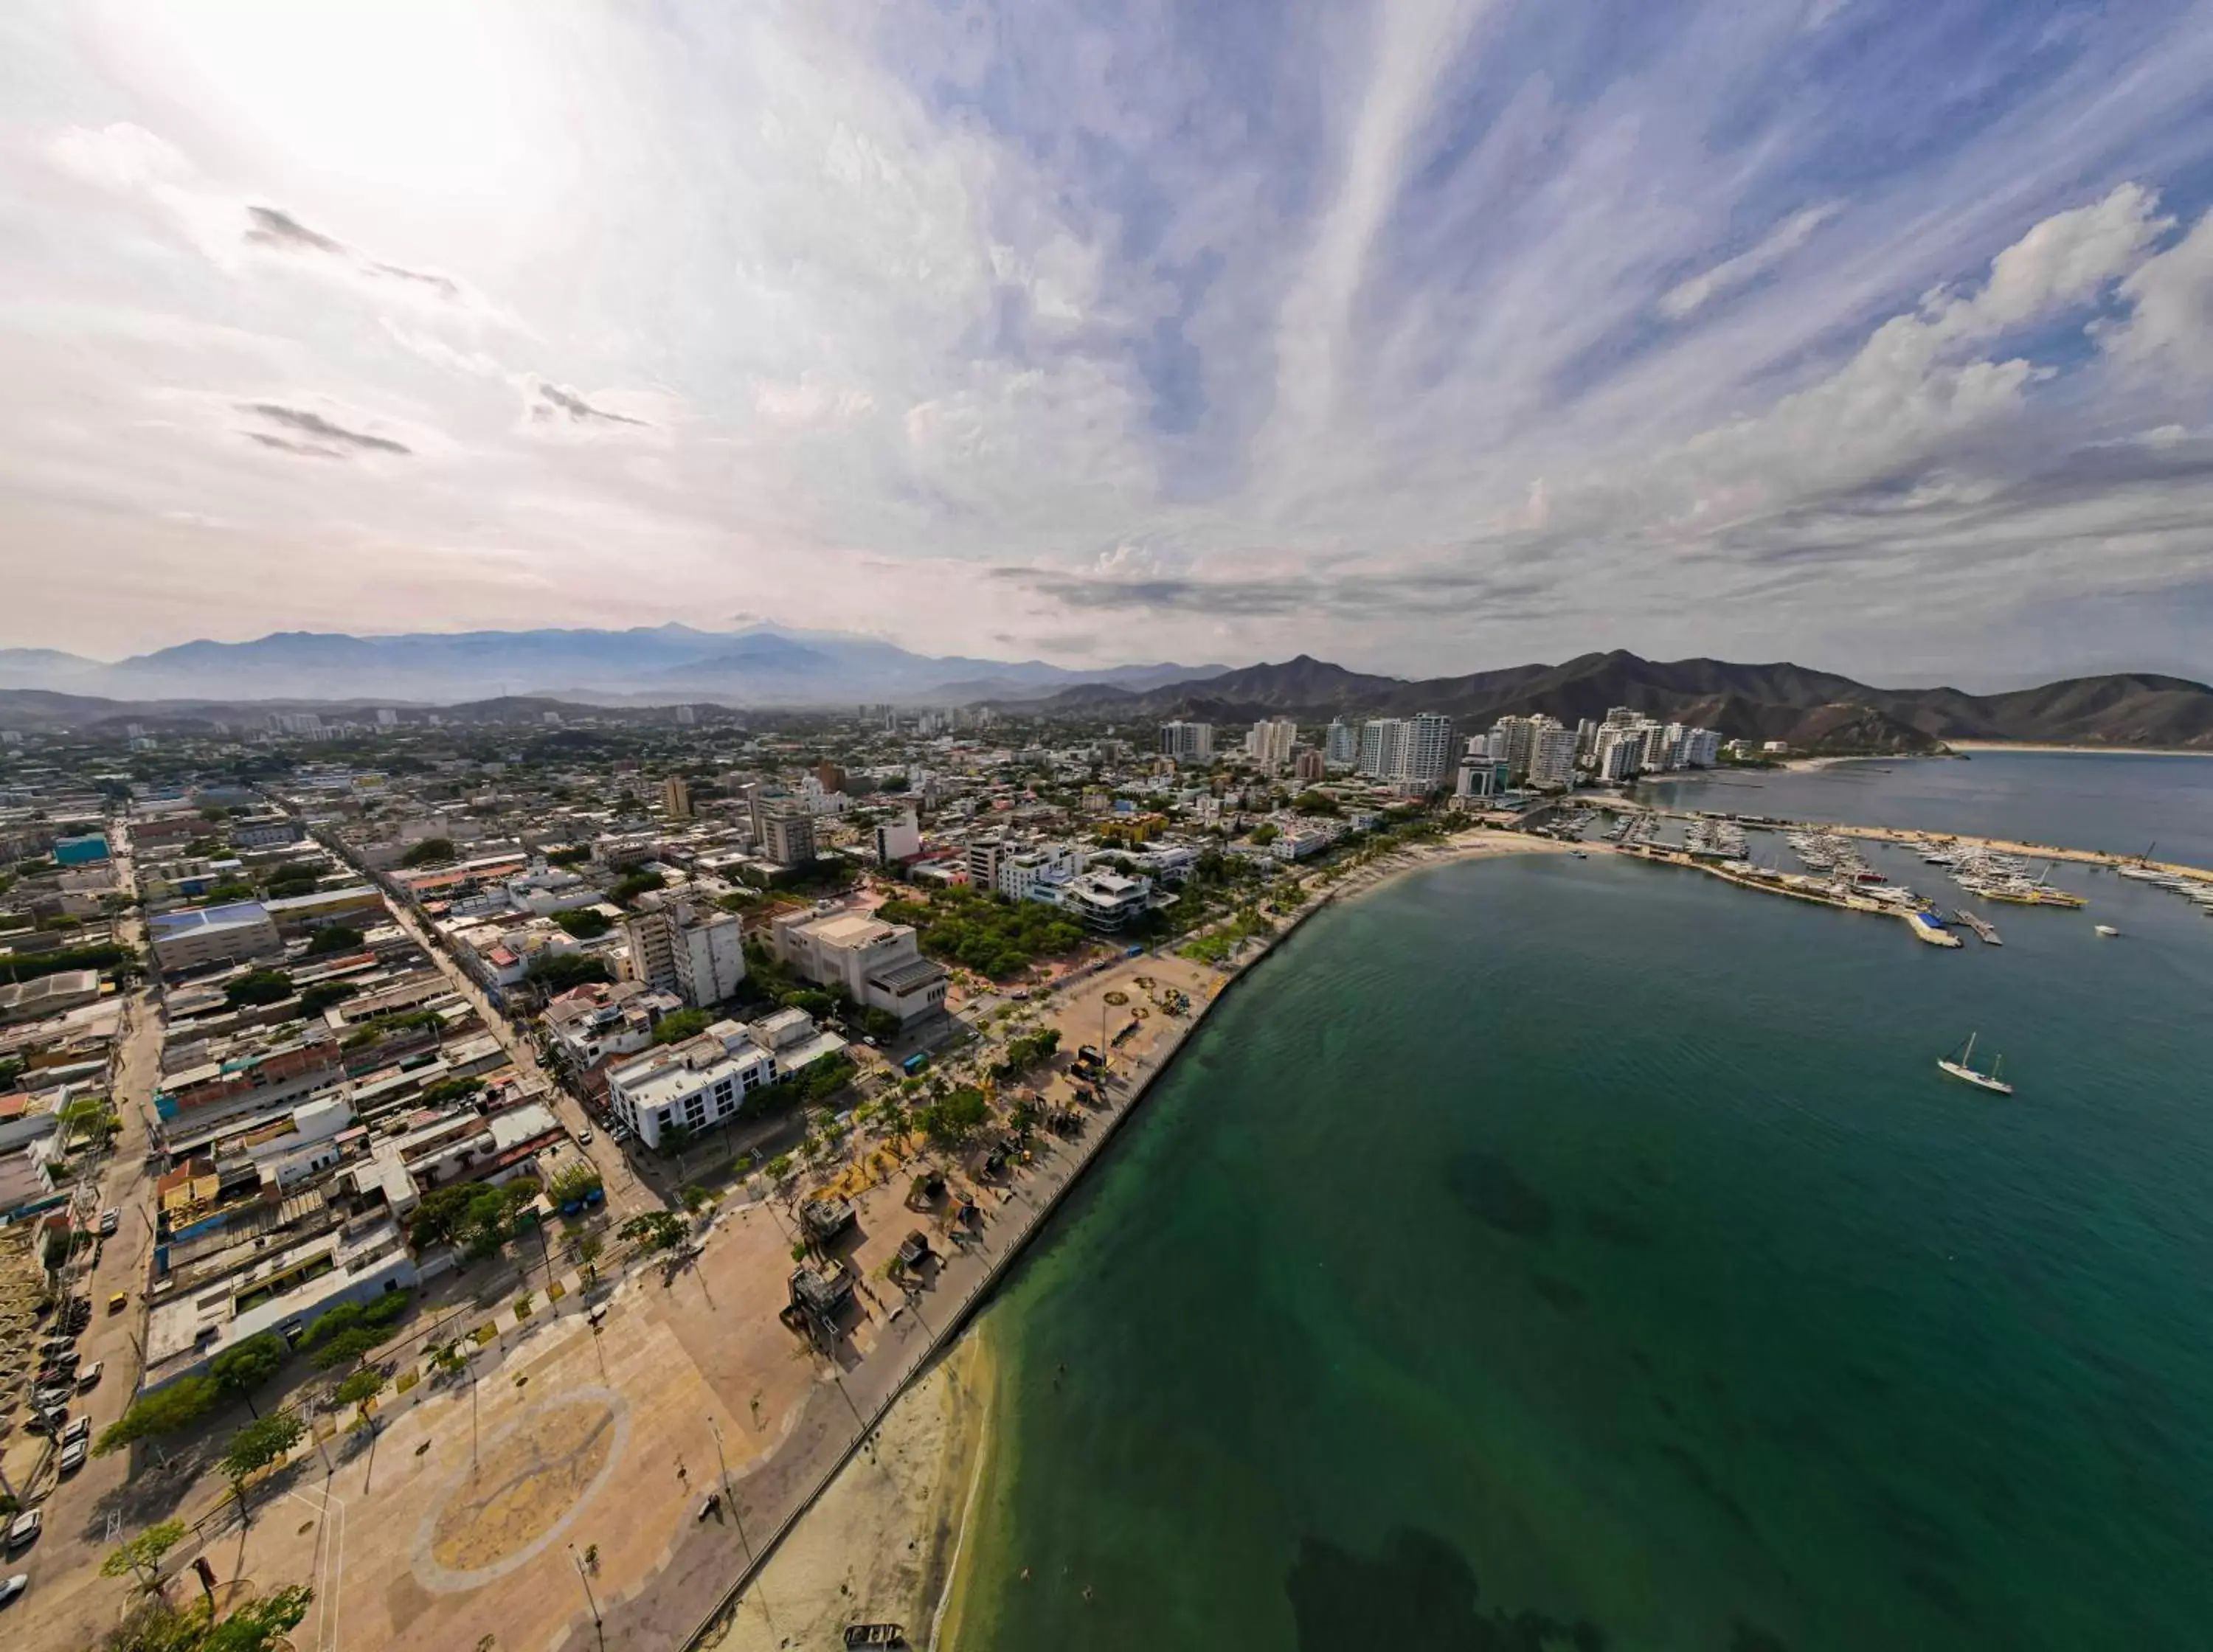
[0,625,1226,705]
[1022,650,2213,753]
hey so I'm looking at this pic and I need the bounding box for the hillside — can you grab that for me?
[1018,651,2213,754]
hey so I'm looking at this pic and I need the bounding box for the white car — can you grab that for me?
[4,1510,39,1551]
[97,1207,120,1237]
[58,1439,88,1474]
[76,1361,103,1391]
[0,1572,27,1607]
[577,1128,593,1145]
[62,1416,92,1446]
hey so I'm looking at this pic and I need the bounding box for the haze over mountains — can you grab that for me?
[0,627,2209,751]
[0,625,1226,706]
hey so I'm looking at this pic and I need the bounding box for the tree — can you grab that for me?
[298,981,358,1016]
[651,1008,712,1045]
[208,1333,285,1418]
[198,1585,314,1652]
[401,837,456,868]
[527,953,613,993]
[619,1210,685,1254]
[555,906,613,938]
[97,1376,219,1456]
[333,1367,387,1432]
[918,1086,991,1152]
[223,970,294,1008]
[221,1411,305,1521]
[420,1076,484,1105]
[305,924,364,956]
[1247,823,1279,847]
[609,869,666,905]
[547,1162,604,1206]
[100,1518,187,1593]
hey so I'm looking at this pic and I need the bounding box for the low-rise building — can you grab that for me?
[769,906,948,1025]
[606,1031,776,1150]
[150,901,284,973]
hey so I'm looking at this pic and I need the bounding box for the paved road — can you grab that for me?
[378,893,658,1220]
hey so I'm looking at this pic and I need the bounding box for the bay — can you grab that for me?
[949,766,2213,1651]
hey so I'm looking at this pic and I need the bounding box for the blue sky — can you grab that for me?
[4,0,2213,687]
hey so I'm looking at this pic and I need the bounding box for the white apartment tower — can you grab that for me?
[1244,718,1299,772]
[623,901,747,1010]
[1158,721,1215,764]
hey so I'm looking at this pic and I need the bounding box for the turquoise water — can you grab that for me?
[1643,750,2213,869]
[955,807,2213,1648]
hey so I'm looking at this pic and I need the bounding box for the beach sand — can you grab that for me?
[704,1333,996,1651]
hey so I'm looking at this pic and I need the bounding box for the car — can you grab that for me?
[577,1128,593,1145]
[77,1361,103,1390]
[0,1572,27,1608]
[32,1389,72,1412]
[62,1416,92,1446]
[97,1207,120,1237]
[4,1510,39,1551]
[58,1439,88,1474]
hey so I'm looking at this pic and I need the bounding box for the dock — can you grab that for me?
[1953,909,2002,944]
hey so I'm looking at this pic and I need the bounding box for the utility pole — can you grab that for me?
[705,1415,749,1560]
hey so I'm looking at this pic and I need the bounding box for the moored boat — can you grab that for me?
[1937,1032,2013,1095]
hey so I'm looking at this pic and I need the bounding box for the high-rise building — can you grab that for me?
[623,901,746,1009]
[1357,719,1405,780]
[673,704,697,726]
[1488,716,1537,780]
[1403,713,1456,785]
[1323,719,1357,768]
[1679,727,1722,768]
[376,708,399,728]
[816,761,848,794]
[1293,749,1326,783]
[1244,718,1298,771]
[661,776,693,818]
[1573,718,1597,757]
[1527,721,1577,790]
[1159,721,1214,763]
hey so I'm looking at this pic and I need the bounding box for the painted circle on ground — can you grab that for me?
[412,1386,629,1592]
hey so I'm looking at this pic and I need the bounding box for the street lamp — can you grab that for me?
[569,1543,604,1650]
[705,1415,749,1561]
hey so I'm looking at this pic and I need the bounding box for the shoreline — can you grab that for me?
[700,828,1573,1646]
[1944,740,2213,758]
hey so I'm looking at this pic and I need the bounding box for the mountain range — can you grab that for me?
[0,625,1227,706]
[1011,651,2213,752]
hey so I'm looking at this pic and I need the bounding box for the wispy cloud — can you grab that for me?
[7,1,2213,684]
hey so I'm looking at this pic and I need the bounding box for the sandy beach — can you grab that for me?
[1944,740,2213,757]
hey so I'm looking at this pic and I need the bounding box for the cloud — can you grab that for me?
[531,383,648,428]
[243,403,412,457]
[1659,204,1843,319]
[241,204,347,257]
[2101,208,2213,375]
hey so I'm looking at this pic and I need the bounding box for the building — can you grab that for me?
[1293,749,1326,783]
[1243,718,1298,772]
[965,836,1004,891]
[53,833,111,867]
[769,906,948,1024]
[661,776,693,819]
[996,843,1083,902]
[673,704,697,726]
[1357,715,1455,786]
[816,761,848,795]
[1157,721,1214,764]
[874,807,922,865]
[623,901,746,1009]
[375,708,399,727]
[1455,758,1511,800]
[1489,716,1537,780]
[1527,721,1578,790]
[761,807,817,867]
[149,901,284,973]
[541,981,679,1071]
[1031,868,1152,930]
[1679,727,1722,768]
[1357,719,1406,780]
[606,1030,776,1150]
[0,970,103,1026]
[1323,719,1358,768]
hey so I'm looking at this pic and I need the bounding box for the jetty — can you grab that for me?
[1953,909,2002,944]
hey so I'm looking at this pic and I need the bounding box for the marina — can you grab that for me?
[1587,803,2213,952]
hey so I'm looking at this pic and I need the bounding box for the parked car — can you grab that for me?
[77,1361,104,1391]
[97,1207,120,1238]
[4,1510,40,1552]
[62,1417,92,1446]
[32,1389,72,1412]
[58,1439,88,1474]
[27,1409,67,1437]
[0,1572,27,1607]
[577,1128,593,1145]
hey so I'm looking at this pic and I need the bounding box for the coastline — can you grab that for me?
[704,827,1573,1647]
[1943,740,2213,758]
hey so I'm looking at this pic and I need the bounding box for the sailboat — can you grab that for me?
[1937,1032,2014,1096]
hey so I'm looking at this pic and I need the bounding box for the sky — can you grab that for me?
[5,0,2213,689]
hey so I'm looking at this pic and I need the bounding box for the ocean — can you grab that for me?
[947,754,2213,1651]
